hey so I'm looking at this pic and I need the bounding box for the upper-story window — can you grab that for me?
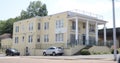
[44,34,49,42]
[56,19,64,29]
[28,35,33,43]
[15,37,19,44]
[72,21,75,30]
[44,22,49,30]
[89,24,95,32]
[29,23,33,31]
[38,23,41,30]
[83,23,86,28]
[22,25,24,31]
[15,26,19,32]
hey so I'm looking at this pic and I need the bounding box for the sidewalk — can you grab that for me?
[21,54,118,61]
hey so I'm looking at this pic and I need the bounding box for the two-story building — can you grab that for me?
[12,11,107,56]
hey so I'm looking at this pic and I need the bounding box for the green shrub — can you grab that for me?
[80,49,90,55]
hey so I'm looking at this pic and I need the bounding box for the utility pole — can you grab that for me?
[112,0,117,61]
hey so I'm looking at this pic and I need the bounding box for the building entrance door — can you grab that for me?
[70,34,75,44]
[82,34,86,45]
[25,47,30,56]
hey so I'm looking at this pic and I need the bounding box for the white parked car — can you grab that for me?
[43,47,64,56]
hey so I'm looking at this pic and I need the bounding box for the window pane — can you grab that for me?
[22,36,24,42]
[38,23,40,30]
[37,35,40,42]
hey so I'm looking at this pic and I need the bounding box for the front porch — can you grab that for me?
[67,11,107,46]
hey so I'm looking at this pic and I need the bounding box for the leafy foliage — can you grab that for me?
[0,1,47,35]
[20,1,47,19]
[80,49,90,55]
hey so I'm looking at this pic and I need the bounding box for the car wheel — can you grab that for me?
[43,52,46,56]
[12,54,14,56]
[60,53,63,56]
[6,54,8,56]
[52,52,56,56]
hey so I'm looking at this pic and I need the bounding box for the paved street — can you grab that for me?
[0,54,118,63]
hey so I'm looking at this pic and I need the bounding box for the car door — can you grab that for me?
[46,47,54,54]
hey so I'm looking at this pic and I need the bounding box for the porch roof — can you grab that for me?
[68,16,107,25]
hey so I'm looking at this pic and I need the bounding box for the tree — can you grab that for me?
[20,1,48,19]
[20,10,29,19]
[0,21,6,35]
[1,18,16,35]
[0,1,48,35]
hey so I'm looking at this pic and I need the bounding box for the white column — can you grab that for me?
[86,20,89,45]
[75,17,78,44]
[95,22,98,45]
[104,24,107,46]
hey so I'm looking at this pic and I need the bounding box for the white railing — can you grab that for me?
[69,9,103,20]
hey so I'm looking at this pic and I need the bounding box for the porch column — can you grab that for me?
[86,20,89,45]
[95,22,98,45]
[75,17,78,44]
[104,24,107,46]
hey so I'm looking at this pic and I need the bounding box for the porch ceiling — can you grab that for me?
[68,16,107,25]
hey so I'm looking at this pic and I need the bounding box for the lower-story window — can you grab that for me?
[37,35,40,42]
[28,35,33,43]
[44,34,49,42]
[15,37,19,44]
[56,33,64,42]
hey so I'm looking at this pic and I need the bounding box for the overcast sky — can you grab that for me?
[0,0,120,28]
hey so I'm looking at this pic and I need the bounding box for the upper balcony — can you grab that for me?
[67,9,107,26]
[67,9,103,20]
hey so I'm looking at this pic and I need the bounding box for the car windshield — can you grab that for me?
[11,49,18,52]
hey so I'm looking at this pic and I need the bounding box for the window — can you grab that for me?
[83,23,86,28]
[48,47,55,50]
[22,25,24,31]
[28,35,33,43]
[44,22,49,30]
[56,33,64,42]
[44,34,49,42]
[29,23,33,31]
[72,21,75,30]
[56,19,64,29]
[37,35,40,42]
[89,24,95,32]
[15,26,19,32]
[38,23,40,30]
[15,37,19,43]
[22,36,24,42]
[89,36,95,44]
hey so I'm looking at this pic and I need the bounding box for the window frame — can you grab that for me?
[44,34,49,42]
[15,37,19,44]
[56,19,64,29]
[44,22,49,30]
[38,23,41,30]
[55,33,64,42]
[15,26,19,32]
[37,35,40,42]
[28,35,33,43]
[29,23,33,31]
